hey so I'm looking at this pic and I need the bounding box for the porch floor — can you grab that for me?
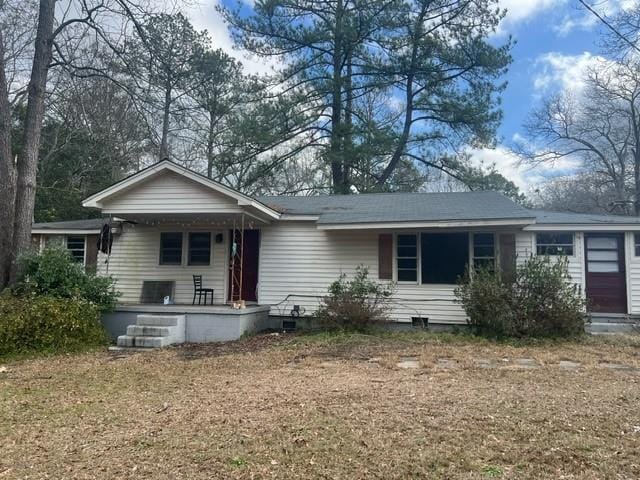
[102,304,275,343]
[114,303,270,315]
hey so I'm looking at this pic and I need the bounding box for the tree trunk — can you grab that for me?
[376,9,424,187]
[343,52,353,190]
[0,28,16,288]
[634,147,640,216]
[207,114,215,178]
[159,83,171,160]
[329,0,346,193]
[9,0,56,284]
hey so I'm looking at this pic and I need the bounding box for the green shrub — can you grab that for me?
[0,292,109,357]
[455,256,586,338]
[316,266,395,332]
[15,247,119,312]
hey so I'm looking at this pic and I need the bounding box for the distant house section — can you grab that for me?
[31,218,104,272]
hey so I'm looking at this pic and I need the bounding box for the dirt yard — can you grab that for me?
[1,332,640,479]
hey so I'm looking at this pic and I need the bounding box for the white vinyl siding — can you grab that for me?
[625,232,640,314]
[516,231,586,294]
[259,222,469,324]
[97,224,228,304]
[100,171,244,215]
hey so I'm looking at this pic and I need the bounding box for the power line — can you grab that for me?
[578,0,640,54]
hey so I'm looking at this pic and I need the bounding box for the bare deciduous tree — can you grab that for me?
[520,59,640,215]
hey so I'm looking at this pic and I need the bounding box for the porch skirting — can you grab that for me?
[102,304,275,343]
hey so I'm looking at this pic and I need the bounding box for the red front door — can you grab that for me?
[585,234,627,313]
[228,229,260,302]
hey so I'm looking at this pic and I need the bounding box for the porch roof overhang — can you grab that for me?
[31,228,102,235]
[110,212,271,227]
[316,217,536,231]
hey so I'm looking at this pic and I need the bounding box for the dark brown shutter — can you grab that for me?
[378,234,393,280]
[499,233,516,284]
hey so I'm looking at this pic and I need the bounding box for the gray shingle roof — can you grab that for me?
[531,210,640,225]
[34,192,640,229]
[258,191,534,225]
[32,218,105,230]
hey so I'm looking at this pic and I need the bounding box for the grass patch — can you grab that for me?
[1,333,639,479]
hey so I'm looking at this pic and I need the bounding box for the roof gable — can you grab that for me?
[82,160,280,219]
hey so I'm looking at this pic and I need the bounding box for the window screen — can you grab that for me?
[66,236,85,263]
[160,232,183,265]
[188,232,211,266]
[396,234,417,282]
[421,233,469,284]
[536,233,574,256]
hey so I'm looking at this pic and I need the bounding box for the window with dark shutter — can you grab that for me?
[378,234,393,280]
[397,234,418,282]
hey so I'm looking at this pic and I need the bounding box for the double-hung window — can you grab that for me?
[66,236,85,264]
[472,233,495,271]
[396,234,418,281]
[188,232,211,266]
[160,232,183,265]
[536,233,574,256]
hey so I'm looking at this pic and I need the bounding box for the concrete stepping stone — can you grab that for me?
[513,358,538,369]
[598,362,635,371]
[436,358,458,369]
[474,358,498,369]
[559,360,581,370]
[397,356,420,369]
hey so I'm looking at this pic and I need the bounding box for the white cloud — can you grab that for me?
[531,51,605,95]
[498,0,567,28]
[554,0,637,36]
[466,145,580,192]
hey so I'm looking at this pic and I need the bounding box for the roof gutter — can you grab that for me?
[316,218,536,231]
[525,223,640,232]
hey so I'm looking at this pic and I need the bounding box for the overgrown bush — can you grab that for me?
[14,247,119,312]
[0,292,109,357]
[316,266,395,331]
[455,256,586,338]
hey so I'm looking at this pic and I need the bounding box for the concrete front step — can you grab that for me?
[136,314,184,327]
[116,313,186,349]
[117,335,173,348]
[126,325,173,337]
[589,314,638,324]
[587,322,638,334]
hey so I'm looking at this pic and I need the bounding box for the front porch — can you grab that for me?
[103,304,275,344]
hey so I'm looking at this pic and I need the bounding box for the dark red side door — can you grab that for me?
[585,233,627,313]
[228,229,260,302]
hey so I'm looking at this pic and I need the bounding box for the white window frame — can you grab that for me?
[394,233,419,284]
[472,232,496,271]
[66,235,87,266]
[536,232,575,257]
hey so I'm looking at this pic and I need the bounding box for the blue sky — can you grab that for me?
[185,0,626,193]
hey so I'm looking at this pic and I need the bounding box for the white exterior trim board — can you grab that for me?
[31,228,100,235]
[525,224,640,231]
[317,218,535,231]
